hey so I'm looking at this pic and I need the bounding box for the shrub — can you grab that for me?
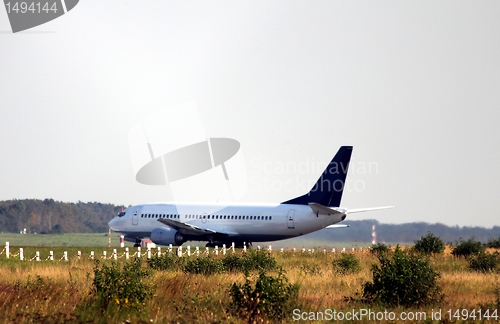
[333,253,361,275]
[147,253,182,271]
[183,256,224,275]
[362,245,442,307]
[414,231,445,255]
[150,250,277,275]
[486,237,500,248]
[370,243,391,255]
[222,250,277,273]
[246,250,278,271]
[229,269,299,322]
[92,258,154,309]
[468,252,499,273]
[222,254,246,272]
[451,238,485,258]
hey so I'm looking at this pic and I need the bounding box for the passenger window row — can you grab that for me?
[186,215,272,221]
[140,214,272,221]
[141,214,179,219]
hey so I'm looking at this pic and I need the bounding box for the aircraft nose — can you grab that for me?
[108,217,117,231]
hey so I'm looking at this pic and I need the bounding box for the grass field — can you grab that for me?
[0,233,134,247]
[0,244,499,323]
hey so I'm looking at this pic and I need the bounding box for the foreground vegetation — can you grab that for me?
[0,243,499,323]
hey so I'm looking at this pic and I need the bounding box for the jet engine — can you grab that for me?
[150,227,184,246]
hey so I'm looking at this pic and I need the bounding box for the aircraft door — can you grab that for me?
[287,210,295,229]
[201,213,208,224]
[132,207,141,225]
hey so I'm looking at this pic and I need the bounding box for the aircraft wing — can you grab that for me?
[157,218,234,237]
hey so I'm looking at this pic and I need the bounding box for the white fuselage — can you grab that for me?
[108,202,346,244]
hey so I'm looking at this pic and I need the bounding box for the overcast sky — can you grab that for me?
[1,1,499,227]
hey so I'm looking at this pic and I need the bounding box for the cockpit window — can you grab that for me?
[118,211,126,217]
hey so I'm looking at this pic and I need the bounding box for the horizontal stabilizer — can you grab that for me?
[325,224,350,229]
[346,206,394,214]
[308,203,346,215]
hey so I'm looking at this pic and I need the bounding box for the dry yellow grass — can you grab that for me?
[0,247,498,323]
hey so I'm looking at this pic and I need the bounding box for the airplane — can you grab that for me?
[108,146,392,247]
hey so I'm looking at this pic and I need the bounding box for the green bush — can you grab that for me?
[92,258,154,309]
[414,231,445,255]
[468,252,499,273]
[486,237,500,248]
[362,246,442,307]
[245,250,278,271]
[229,269,299,322]
[451,238,485,258]
[370,243,391,255]
[222,254,246,272]
[147,253,182,271]
[222,250,277,272]
[183,256,224,275]
[333,253,361,275]
[148,250,277,275]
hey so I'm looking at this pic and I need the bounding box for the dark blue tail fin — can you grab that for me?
[282,146,353,207]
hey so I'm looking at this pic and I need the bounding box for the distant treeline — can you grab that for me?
[305,219,500,243]
[0,200,499,243]
[0,199,124,234]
